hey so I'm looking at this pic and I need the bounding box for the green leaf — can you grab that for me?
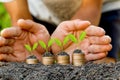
[38,40,46,49]
[24,44,32,52]
[79,31,86,41]
[68,34,77,43]
[54,38,62,47]
[32,42,38,51]
[48,38,54,48]
[63,36,69,45]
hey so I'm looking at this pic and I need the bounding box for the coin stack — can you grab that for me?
[57,55,70,65]
[72,49,86,66]
[42,56,55,65]
[26,55,39,64]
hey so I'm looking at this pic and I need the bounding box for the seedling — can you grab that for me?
[24,43,39,64]
[54,36,72,65]
[67,31,86,66]
[39,39,55,65]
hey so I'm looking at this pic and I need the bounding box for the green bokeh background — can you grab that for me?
[0,3,11,31]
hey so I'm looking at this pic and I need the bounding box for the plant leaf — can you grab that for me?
[79,31,86,41]
[38,40,46,49]
[24,44,32,52]
[68,34,77,43]
[48,38,54,48]
[63,36,69,45]
[32,42,38,51]
[54,38,62,47]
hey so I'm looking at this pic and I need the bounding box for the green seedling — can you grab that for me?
[69,31,86,66]
[38,39,54,52]
[53,31,86,51]
[24,43,39,64]
[68,31,86,44]
[53,34,75,51]
[79,31,86,42]
[67,31,86,49]
[24,42,38,55]
[39,39,55,65]
[54,36,72,65]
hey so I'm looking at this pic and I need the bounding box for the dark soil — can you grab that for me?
[57,51,69,56]
[73,49,83,54]
[27,55,37,59]
[42,52,54,57]
[0,61,120,80]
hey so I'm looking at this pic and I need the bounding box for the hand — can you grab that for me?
[51,19,112,62]
[0,19,50,62]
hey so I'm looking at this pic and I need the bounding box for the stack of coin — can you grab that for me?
[26,55,39,64]
[57,55,70,65]
[72,49,86,66]
[42,56,55,65]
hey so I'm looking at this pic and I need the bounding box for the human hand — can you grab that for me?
[51,19,112,61]
[0,19,50,62]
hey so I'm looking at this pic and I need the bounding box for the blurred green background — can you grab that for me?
[0,3,11,31]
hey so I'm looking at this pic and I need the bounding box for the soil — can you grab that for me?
[27,55,37,59]
[42,52,54,57]
[73,49,83,54]
[57,51,69,56]
[0,61,120,80]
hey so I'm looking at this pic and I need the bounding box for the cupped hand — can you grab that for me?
[51,19,112,61]
[0,19,50,62]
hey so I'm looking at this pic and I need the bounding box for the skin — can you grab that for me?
[1,0,113,62]
[0,19,112,62]
[4,0,102,26]
[4,0,32,26]
[72,0,103,25]
[0,19,50,62]
[51,19,112,61]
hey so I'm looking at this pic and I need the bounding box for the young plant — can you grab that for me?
[53,35,73,51]
[38,39,54,53]
[24,42,38,55]
[67,31,86,51]
[24,42,39,64]
[68,31,86,66]
[38,39,55,65]
[67,31,86,46]
[53,31,86,52]
[53,36,72,65]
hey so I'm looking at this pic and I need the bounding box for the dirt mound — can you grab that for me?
[0,61,119,80]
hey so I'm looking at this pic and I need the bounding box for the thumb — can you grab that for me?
[17,19,46,33]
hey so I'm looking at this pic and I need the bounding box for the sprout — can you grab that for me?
[79,31,86,42]
[38,39,54,52]
[53,35,72,51]
[68,31,86,43]
[24,42,38,55]
[65,31,86,49]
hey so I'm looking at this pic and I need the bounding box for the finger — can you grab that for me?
[0,37,15,46]
[0,46,13,54]
[1,27,21,38]
[17,19,47,33]
[59,19,91,31]
[0,37,6,46]
[88,35,111,45]
[0,54,18,62]
[85,25,105,36]
[5,39,15,46]
[85,52,107,61]
[88,44,112,53]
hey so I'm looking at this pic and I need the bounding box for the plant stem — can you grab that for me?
[61,44,64,52]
